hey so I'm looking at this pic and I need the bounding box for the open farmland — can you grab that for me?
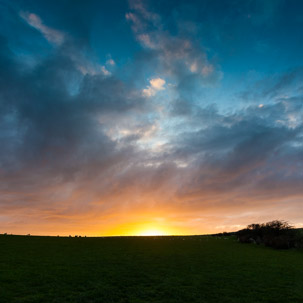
[0,235,303,303]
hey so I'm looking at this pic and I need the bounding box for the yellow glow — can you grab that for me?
[104,219,181,237]
[137,228,168,236]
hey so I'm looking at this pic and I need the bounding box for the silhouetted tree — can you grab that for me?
[237,220,298,249]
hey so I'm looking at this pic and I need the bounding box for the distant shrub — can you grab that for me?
[211,231,236,237]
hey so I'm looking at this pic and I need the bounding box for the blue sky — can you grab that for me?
[0,0,302,235]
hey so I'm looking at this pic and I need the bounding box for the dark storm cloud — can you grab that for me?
[0,26,146,212]
[0,3,150,224]
[170,98,303,202]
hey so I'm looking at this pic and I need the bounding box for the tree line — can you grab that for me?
[237,220,303,249]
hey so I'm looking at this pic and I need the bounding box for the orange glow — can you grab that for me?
[103,218,183,237]
[4,190,302,237]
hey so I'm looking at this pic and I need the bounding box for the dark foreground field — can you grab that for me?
[1,235,303,303]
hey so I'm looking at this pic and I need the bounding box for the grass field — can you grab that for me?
[0,235,303,303]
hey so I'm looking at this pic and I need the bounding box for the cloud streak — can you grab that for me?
[20,12,64,45]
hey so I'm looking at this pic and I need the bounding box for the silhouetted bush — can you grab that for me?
[294,229,303,249]
[237,220,300,249]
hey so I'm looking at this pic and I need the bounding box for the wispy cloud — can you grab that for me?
[20,12,64,45]
[126,0,220,81]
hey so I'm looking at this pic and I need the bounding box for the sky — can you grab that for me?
[0,0,303,236]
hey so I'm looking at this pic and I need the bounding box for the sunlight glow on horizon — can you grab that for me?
[136,228,169,236]
[102,220,186,237]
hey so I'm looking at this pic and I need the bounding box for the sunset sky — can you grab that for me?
[0,0,302,236]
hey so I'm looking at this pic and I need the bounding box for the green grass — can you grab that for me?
[0,235,303,303]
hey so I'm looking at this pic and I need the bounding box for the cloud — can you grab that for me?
[125,0,223,122]
[126,0,221,82]
[20,12,64,45]
[101,65,111,76]
[239,68,303,104]
[142,77,165,97]
[170,98,303,203]
[106,58,115,66]
[150,78,165,90]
